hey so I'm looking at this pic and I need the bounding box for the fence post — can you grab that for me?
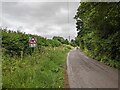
[21,50,23,60]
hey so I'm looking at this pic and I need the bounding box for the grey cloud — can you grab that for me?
[2,2,79,40]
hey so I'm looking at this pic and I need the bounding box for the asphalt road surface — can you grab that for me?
[67,48,118,88]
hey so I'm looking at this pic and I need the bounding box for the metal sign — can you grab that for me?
[29,37,37,47]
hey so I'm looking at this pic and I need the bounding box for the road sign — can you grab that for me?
[29,37,37,47]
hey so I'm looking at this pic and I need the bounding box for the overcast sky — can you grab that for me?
[1,2,79,40]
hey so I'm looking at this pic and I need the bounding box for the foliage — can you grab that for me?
[70,39,77,47]
[2,28,72,88]
[1,28,61,57]
[53,36,64,44]
[53,36,69,45]
[64,39,69,45]
[74,2,120,68]
[2,46,70,88]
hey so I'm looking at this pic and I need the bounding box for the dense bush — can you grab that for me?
[53,36,69,45]
[1,28,61,57]
[74,2,120,68]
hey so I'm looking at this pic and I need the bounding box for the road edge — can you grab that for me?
[64,52,70,88]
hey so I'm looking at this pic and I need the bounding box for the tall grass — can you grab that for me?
[2,45,71,88]
[81,47,120,69]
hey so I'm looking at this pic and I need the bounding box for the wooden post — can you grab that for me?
[21,50,23,60]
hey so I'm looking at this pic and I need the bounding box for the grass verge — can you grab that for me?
[2,45,71,88]
[80,47,120,69]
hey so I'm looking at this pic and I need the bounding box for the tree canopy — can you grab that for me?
[53,36,69,45]
[74,2,120,68]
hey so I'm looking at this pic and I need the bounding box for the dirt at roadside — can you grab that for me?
[64,62,70,89]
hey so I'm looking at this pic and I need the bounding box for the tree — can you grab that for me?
[63,39,69,45]
[53,36,64,44]
[70,39,76,47]
[74,2,120,67]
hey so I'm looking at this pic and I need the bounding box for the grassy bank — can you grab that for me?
[2,45,71,88]
[80,47,120,69]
